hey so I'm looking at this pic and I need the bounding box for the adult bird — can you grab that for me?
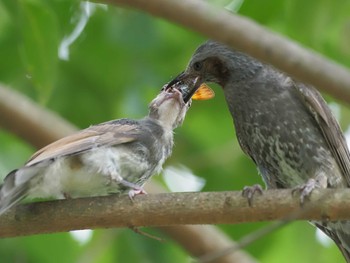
[0,83,193,216]
[168,40,350,262]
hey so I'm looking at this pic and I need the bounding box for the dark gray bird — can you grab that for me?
[0,84,193,215]
[168,40,350,262]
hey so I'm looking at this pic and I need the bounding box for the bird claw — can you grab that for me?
[116,178,147,201]
[242,184,263,206]
[292,177,326,205]
[128,188,147,201]
[292,180,315,205]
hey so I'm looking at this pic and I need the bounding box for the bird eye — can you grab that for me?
[193,61,202,71]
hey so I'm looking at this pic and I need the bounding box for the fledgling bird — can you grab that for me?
[0,84,192,216]
[168,40,350,262]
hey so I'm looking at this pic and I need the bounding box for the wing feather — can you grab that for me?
[295,83,350,186]
[26,119,141,166]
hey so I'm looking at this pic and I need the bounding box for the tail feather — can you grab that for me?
[339,249,350,263]
[316,223,350,263]
[335,229,350,263]
[0,180,29,215]
[0,165,44,215]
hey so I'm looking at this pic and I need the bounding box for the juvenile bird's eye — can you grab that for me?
[193,61,203,71]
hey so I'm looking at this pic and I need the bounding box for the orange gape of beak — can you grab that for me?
[191,83,215,100]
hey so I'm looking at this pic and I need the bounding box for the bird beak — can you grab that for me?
[166,72,203,103]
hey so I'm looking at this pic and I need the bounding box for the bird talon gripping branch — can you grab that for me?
[242,184,263,206]
[292,179,317,205]
[292,174,328,205]
[128,188,147,201]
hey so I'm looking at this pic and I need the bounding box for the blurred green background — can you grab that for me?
[0,0,350,262]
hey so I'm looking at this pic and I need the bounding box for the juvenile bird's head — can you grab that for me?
[148,84,192,130]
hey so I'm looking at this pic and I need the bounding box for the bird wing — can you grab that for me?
[0,119,144,216]
[26,119,142,167]
[294,83,350,186]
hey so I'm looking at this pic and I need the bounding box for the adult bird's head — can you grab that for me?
[167,40,263,102]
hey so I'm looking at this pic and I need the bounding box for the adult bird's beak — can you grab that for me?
[166,72,203,103]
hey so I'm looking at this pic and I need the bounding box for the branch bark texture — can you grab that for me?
[104,0,350,104]
[1,189,350,238]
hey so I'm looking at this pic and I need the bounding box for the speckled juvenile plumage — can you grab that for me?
[171,40,350,262]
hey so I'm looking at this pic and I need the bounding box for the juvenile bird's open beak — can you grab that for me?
[166,72,203,103]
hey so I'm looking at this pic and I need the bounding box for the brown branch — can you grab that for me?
[1,189,350,238]
[159,225,257,263]
[103,0,350,104]
[0,84,255,263]
[0,85,77,148]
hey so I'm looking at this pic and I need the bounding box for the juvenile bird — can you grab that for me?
[0,84,193,215]
[168,40,350,262]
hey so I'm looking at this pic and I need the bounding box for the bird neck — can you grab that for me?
[143,116,175,154]
[227,52,263,83]
[146,115,175,132]
[141,117,174,158]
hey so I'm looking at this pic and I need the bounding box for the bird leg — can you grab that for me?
[242,184,264,206]
[292,174,328,204]
[117,178,147,200]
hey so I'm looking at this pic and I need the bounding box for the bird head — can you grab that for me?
[148,80,198,129]
[166,41,261,101]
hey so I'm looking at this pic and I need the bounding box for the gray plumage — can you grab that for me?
[0,87,190,215]
[171,40,350,262]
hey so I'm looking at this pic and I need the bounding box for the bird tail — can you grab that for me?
[336,231,350,263]
[316,223,350,262]
[339,246,350,263]
[0,165,43,215]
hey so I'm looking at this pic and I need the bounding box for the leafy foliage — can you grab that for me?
[0,0,349,262]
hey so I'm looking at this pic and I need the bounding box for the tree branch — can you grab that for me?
[1,189,350,238]
[0,85,77,149]
[103,0,350,104]
[159,225,258,263]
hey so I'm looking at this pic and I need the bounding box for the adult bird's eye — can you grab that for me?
[193,61,202,71]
